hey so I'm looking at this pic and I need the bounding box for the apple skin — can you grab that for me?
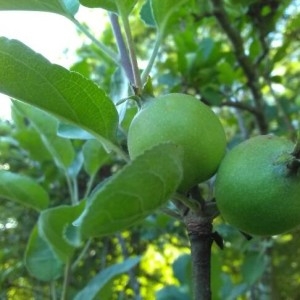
[215,135,300,236]
[127,93,227,192]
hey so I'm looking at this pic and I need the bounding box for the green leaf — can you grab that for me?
[24,226,64,282]
[150,0,187,29]
[201,87,224,106]
[156,286,189,300]
[57,123,94,140]
[38,202,85,263]
[14,102,76,170]
[0,37,119,144]
[82,139,111,176]
[116,0,138,16]
[79,0,137,15]
[270,75,282,84]
[74,256,141,300]
[173,254,192,286]
[0,0,79,17]
[80,0,117,12]
[140,0,155,27]
[67,151,84,179]
[195,38,221,68]
[211,251,223,299]
[249,37,262,60]
[241,252,267,285]
[120,106,138,134]
[217,61,236,85]
[13,128,52,162]
[0,170,49,211]
[75,143,183,237]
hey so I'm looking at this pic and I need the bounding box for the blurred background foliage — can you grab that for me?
[1,0,300,299]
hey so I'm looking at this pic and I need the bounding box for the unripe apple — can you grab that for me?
[215,135,300,236]
[127,93,226,191]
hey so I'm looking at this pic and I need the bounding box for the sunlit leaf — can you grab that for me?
[80,0,117,12]
[25,226,64,282]
[79,0,137,15]
[74,256,141,300]
[0,37,119,144]
[75,143,183,237]
[0,170,49,211]
[38,201,85,263]
[0,0,79,17]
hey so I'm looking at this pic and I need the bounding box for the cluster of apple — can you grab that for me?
[127,93,300,236]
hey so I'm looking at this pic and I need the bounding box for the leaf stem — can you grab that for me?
[72,177,79,204]
[65,175,75,205]
[96,135,129,162]
[50,281,57,300]
[71,17,119,65]
[160,206,182,220]
[173,193,201,212]
[141,31,163,84]
[64,174,79,205]
[109,12,135,84]
[141,0,188,84]
[71,239,92,271]
[60,261,71,300]
[84,173,96,198]
[116,1,142,91]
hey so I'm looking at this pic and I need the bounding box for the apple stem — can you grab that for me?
[287,134,300,174]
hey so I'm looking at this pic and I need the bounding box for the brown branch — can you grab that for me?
[172,190,225,300]
[210,0,268,133]
[175,194,219,300]
[220,100,258,114]
[254,34,270,66]
[184,212,213,300]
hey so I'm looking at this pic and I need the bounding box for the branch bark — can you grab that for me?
[210,0,268,134]
[184,211,214,300]
[220,100,258,114]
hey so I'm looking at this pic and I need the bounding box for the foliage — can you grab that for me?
[0,0,300,299]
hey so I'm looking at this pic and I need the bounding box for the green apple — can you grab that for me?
[127,93,226,192]
[215,135,300,236]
